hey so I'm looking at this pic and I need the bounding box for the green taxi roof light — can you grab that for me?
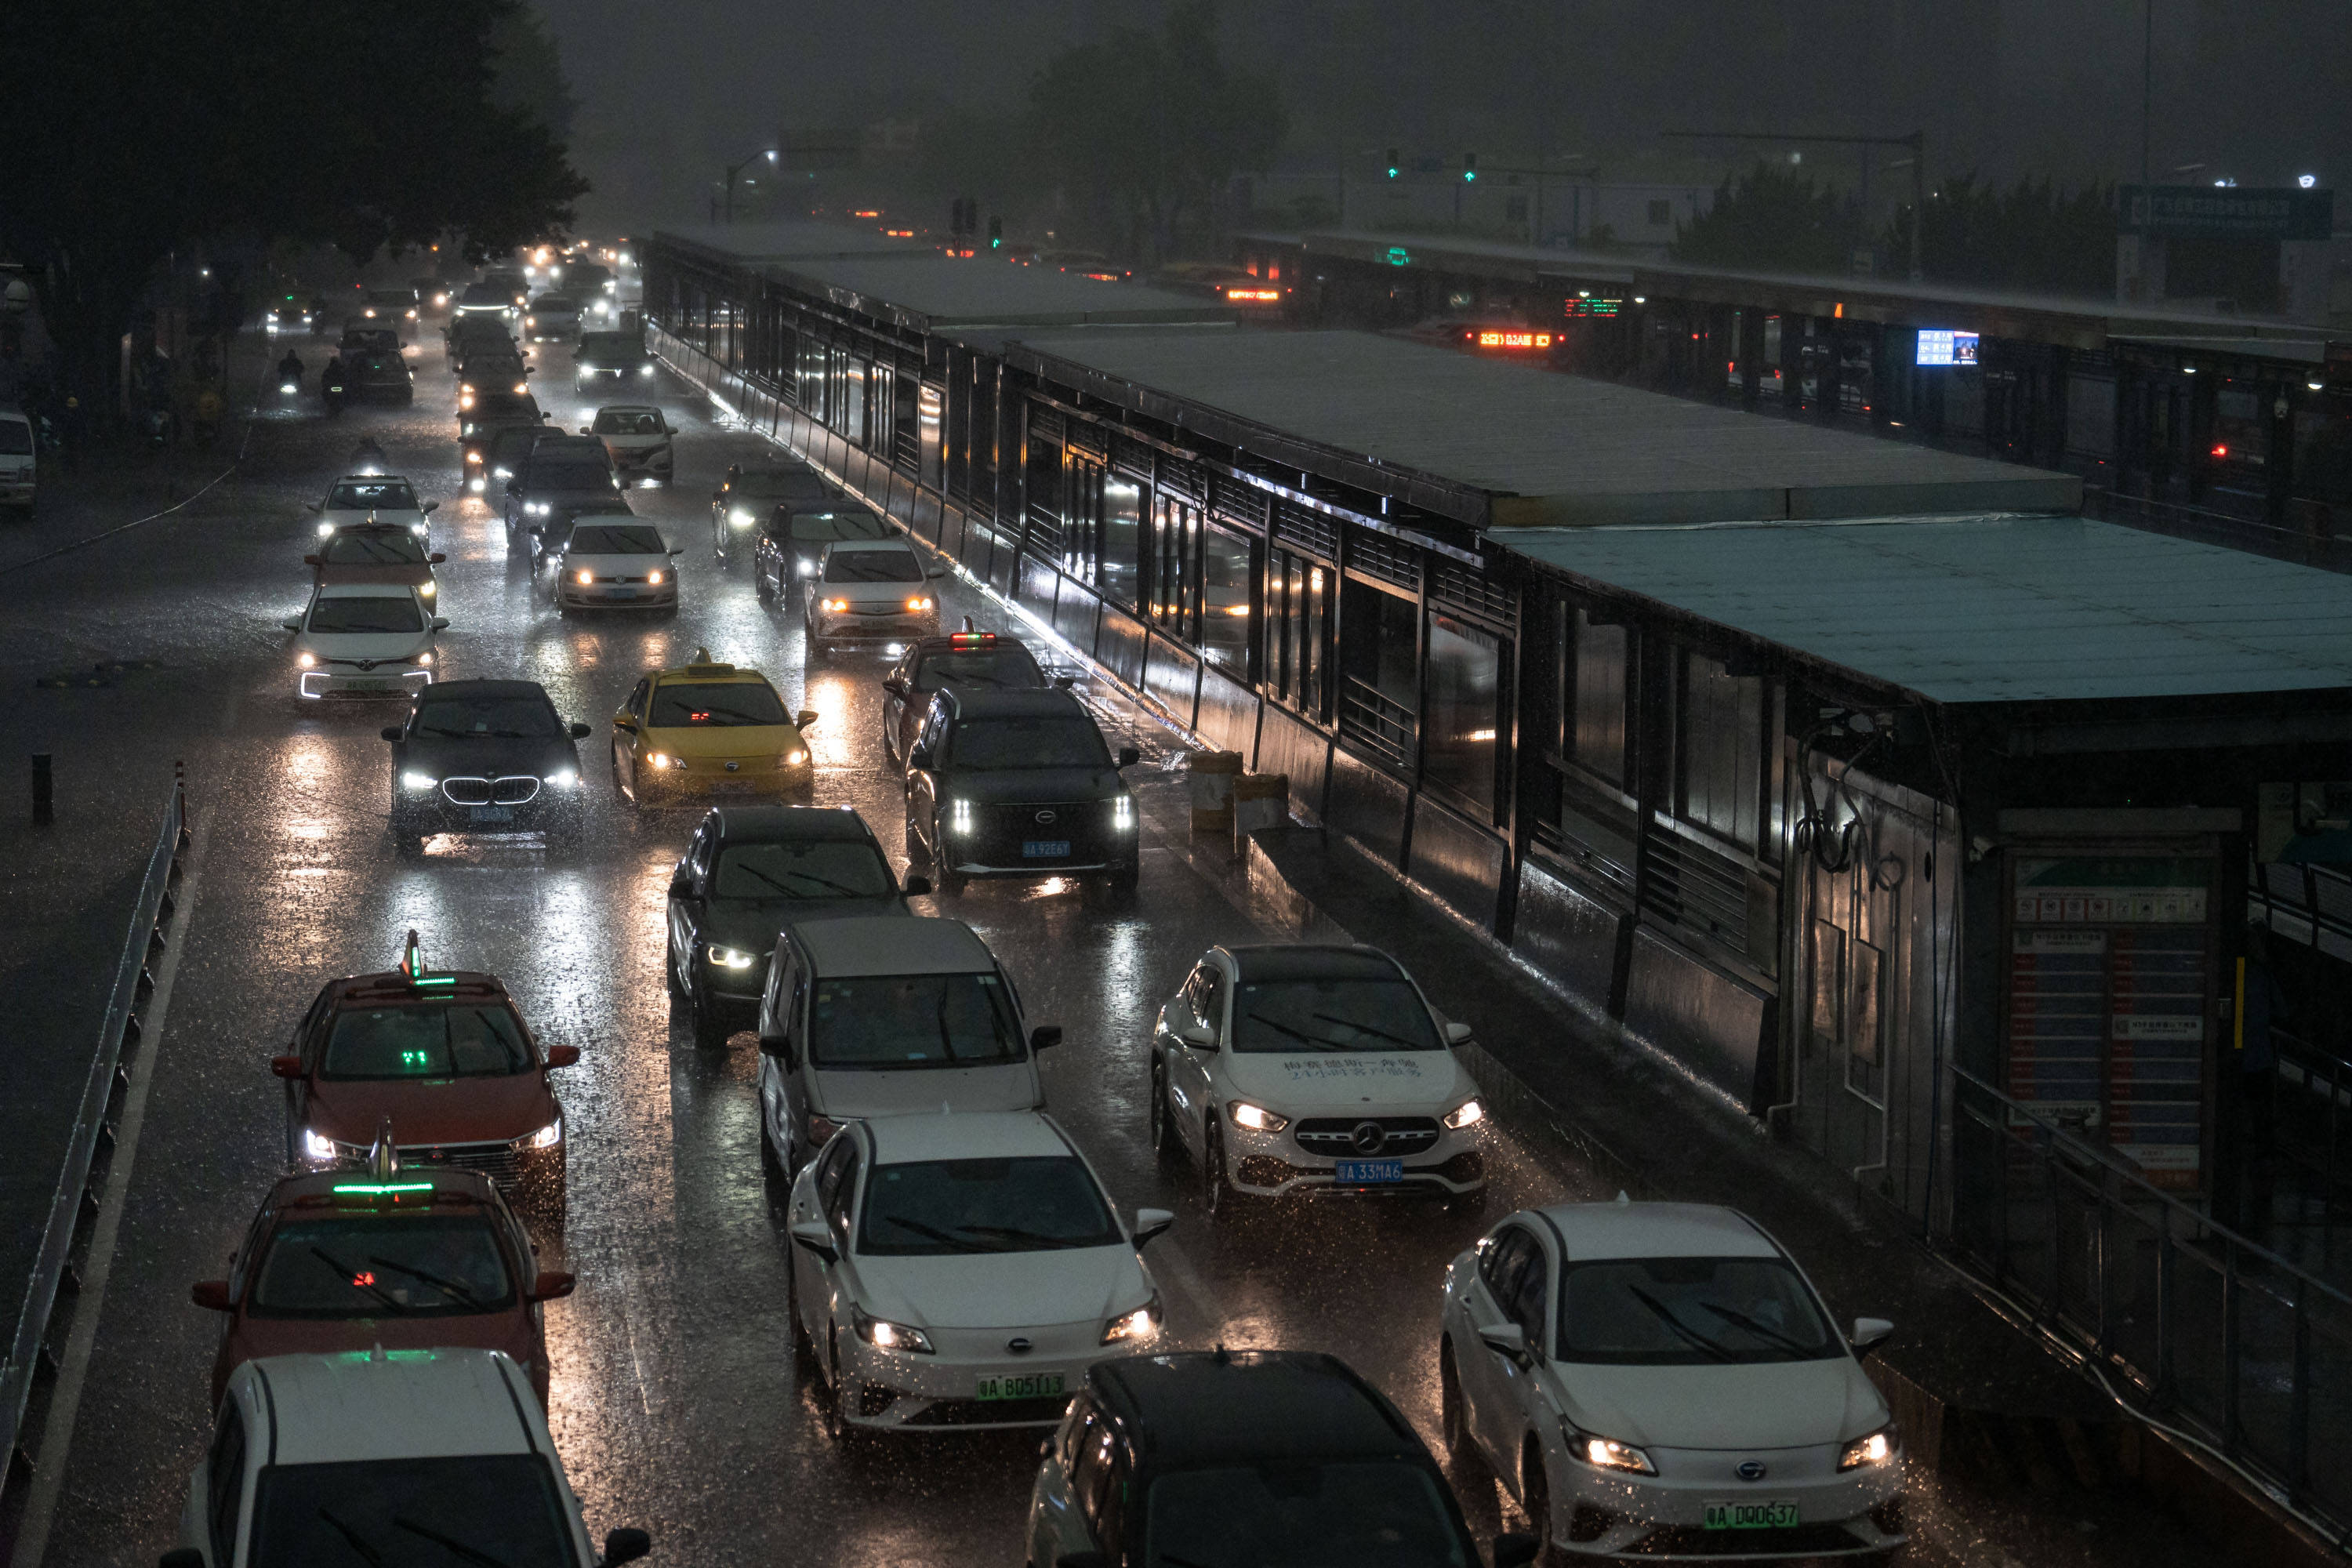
[332,1181,435,1195]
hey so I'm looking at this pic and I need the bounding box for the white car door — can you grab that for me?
[793,1136,857,1352]
[1169,963,1225,1154]
[1460,1223,1550,1479]
[759,951,804,1159]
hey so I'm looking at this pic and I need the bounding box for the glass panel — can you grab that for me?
[1680,650,1763,850]
[1200,521,1253,677]
[1571,608,1628,786]
[842,356,866,446]
[917,384,944,492]
[1099,473,1142,608]
[1423,612,1499,814]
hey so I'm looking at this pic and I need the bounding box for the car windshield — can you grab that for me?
[914,644,1044,693]
[528,462,614,491]
[733,470,829,500]
[1555,1256,1842,1366]
[412,694,562,739]
[0,421,34,456]
[785,510,889,543]
[248,1214,515,1318]
[320,532,426,566]
[858,1156,1119,1255]
[308,597,423,635]
[471,394,535,419]
[946,717,1108,769]
[1229,977,1440,1053]
[822,548,922,583]
[713,840,893,900]
[569,524,664,554]
[367,291,412,305]
[320,1004,535,1080]
[459,283,507,303]
[1144,1463,1468,1568]
[649,681,788,727]
[593,409,663,435]
[578,335,644,363]
[807,972,1025,1069]
[464,356,524,378]
[247,1454,578,1568]
[534,296,575,310]
[327,480,419,510]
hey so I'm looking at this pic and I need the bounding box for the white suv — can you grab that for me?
[1147,943,1489,1216]
[164,1348,649,1567]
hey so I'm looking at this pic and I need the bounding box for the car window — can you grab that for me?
[734,469,829,500]
[249,1214,515,1316]
[247,1454,577,1568]
[858,1156,1120,1255]
[1555,1256,1842,1366]
[412,693,562,739]
[1144,1463,1468,1568]
[786,510,890,543]
[0,420,32,456]
[1228,976,1440,1053]
[714,840,892,900]
[1071,1414,1120,1533]
[327,479,419,510]
[826,1149,861,1236]
[945,717,1109,770]
[1055,1396,1095,1473]
[1192,967,1225,1035]
[1480,1225,1537,1304]
[569,524,665,555]
[649,681,787,728]
[626,678,649,721]
[813,1134,852,1210]
[821,547,922,583]
[307,596,423,635]
[913,644,1044,693]
[319,1004,534,1080]
[207,1406,246,1567]
[1504,1237,1549,1344]
[592,409,664,436]
[686,823,715,881]
[806,973,1025,1069]
[320,532,426,566]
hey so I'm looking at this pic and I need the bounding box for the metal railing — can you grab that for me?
[0,773,189,1545]
[1944,1065,2352,1543]
[1338,675,1416,775]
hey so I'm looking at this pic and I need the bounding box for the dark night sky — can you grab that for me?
[539,0,2352,230]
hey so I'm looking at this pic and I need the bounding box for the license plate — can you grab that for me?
[1023,840,1072,858]
[975,1372,1065,1403]
[1704,1501,1798,1530]
[713,780,755,794]
[608,586,641,597]
[1334,1160,1403,1183]
[343,678,391,691]
[470,806,514,823]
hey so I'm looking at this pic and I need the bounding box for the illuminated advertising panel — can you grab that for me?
[1917,329,1980,367]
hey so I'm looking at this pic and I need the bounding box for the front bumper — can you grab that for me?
[611,445,673,479]
[397,775,583,830]
[1222,1116,1487,1197]
[1545,1442,1906,1562]
[636,760,812,804]
[557,580,677,609]
[837,1325,1125,1433]
[0,479,33,504]
[296,1132,564,1196]
[810,606,938,643]
[299,666,432,700]
[939,808,1136,878]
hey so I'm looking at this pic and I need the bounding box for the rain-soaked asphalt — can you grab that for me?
[16,325,1584,1566]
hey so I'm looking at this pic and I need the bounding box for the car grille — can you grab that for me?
[397,1142,523,1185]
[680,755,782,775]
[1294,1116,1442,1157]
[901,1396,1070,1427]
[1628,1523,1873,1557]
[441,775,542,806]
[587,573,655,584]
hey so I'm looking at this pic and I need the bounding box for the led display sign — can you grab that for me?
[1225,288,1282,303]
[1563,297,1621,318]
[1917,329,1980,367]
[1472,330,1553,350]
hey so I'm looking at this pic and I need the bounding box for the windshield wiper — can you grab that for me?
[953,1223,1095,1250]
[1308,1011,1427,1048]
[391,1514,514,1568]
[728,864,869,899]
[1625,1286,1738,1363]
[367,1254,487,1309]
[318,1506,390,1566]
[1693,1298,1815,1358]
[308,1245,410,1313]
[876,1216,993,1253]
[1243,1011,1334,1049]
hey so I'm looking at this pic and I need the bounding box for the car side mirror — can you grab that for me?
[423,501,440,514]
[882,675,909,697]
[615,714,638,731]
[908,746,933,771]
[667,546,684,556]
[545,1044,581,1068]
[281,619,303,633]
[926,561,950,578]
[579,426,593,435]
[1445,1020,1473,1045]
[302,502,321,514]
[302,553,322,566]
[1850,1317,1895,1353]
[191,1279,233,1312]
[1116,746,1140,768]
[603,1528,652,1566]
[430,616,449,630]
[668,869,694,900]
[1174,1018,1217,1051]
[161,1550,206,1568]
[1029,1025,1063,1052]
[380,726,405,743]
[570,721,592,739]
[529,1269,577,1302]
[789,1218,837,1265]
[429,552,448,564]
[270,1054,304,1080]
[901,874,931,897]
[1054,674,1076,690]
[1131,1207,1174,1248]
[1477,1322,1530,1363]
[795,709,819,729]
[758,1033,797,1068]
[1494,1534,1541,1568]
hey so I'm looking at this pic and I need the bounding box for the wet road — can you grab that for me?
[18,325,1581,1566]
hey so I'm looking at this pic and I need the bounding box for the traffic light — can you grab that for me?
[1385,147,1400,180]
[1463,153,1478,182]
[987,216,1003,249]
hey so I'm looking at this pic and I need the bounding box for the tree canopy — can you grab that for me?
[1671,162,1864,274]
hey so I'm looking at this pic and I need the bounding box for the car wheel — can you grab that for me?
[1203,1121,1240,1218]
[1439,1340,1483,1475]
[789,1276,818,1374]
[689,979,731,1049]
[1519,1443,1557,1563]
[1149,1059,1181,1167]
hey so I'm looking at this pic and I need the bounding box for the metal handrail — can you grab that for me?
[1339,674,1416,773]
[0,775,187,1519]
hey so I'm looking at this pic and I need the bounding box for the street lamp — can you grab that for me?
[722,148,779,224]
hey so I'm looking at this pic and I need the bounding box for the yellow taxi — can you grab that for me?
[610,650,817,809]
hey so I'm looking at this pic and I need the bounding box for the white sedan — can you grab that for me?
[787,1111,1170,1438]
[803,538,939,649]
[284,583,444,699]
[1439,1200,1907,1562]
[306,473,437,540]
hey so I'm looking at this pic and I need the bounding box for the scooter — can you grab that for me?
[142,407,174,448]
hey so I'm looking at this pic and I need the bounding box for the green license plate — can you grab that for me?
[1704,1501,1798,1530]
[975,1372,1065,1403]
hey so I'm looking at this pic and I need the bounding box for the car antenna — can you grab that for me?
[960,615,975,633]
[693,646,713,664]
[400,927,424,980]
[368,1117,400,1180]
[1615,1190,1631,1205]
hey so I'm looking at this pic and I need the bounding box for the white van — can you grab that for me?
[0,408,34,515]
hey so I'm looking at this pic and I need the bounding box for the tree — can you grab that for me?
[1884,173,2115,296]
[0,0,586,417]
[1671,161,1864,274]
[1025,1,1287,263]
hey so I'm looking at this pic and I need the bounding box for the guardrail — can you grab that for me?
[1944,1065,2352,1547]
[0,771,189,1549]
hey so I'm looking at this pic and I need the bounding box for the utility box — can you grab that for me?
[1188,750,1243,834]
[1233,772,1289,848]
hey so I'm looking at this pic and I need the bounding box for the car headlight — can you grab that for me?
[1102,1295,1162,1345]
[469,477,485,492]
[526,500,550,514]
[401,771,437,791]
[296,651,316,668]
[417,581,436,597]
[1566,1421,1657,1475]
[1112,795,1134,830]
[648,570,663,586]
[414,651,433,667]
[1443,1098,1486,1131]
[949,798,975,834]
[1838,1425,1899,1472]
[707,944,758,970]
[519,1115,563,1151]
[512,382,527,395]
[466,451,483,464]
[639,364,655,376]
[783,748,808,766]
[904,595,934,612]
[317,521,335,537]
[1227,1100,1288,1133]
[546,768,579,788]
[576,568,594,585]
[300,1127,338,1161]
[729,508,754,527]
[648,752,676,769]
[822,597,850,612]
[795,560,817,576]
[853,1305,933,1355]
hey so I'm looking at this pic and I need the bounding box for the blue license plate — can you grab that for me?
[1334,1160,1403,1184]
[470,806,514,823]
[1022,840,1071,858]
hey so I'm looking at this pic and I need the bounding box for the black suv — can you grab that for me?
[502,435,618,542]
[382,680,593,852]
[459,390,546,479]
[1029,1350,1524,1568]
[879,630,1060,765]
[662,805,927,1046]
[575,330,652,390]
[903,688,1138,893]
[710,462,835,563]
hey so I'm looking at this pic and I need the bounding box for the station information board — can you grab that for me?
[1917,329,1980,367]
[2002,851,2216,1190]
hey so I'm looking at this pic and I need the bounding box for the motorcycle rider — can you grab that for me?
[320,352,349,416]
[277,348,304,393]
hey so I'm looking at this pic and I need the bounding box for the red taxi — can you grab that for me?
[191,1166,573,1406]
[274,933,573,1205]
